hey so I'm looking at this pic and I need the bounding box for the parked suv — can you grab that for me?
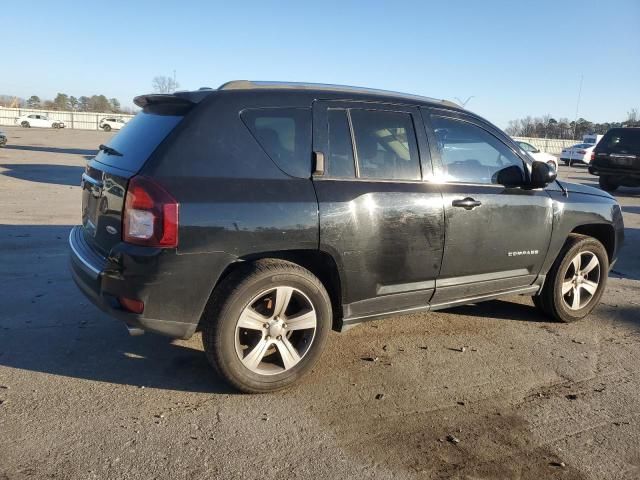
[69,81,624,393]
[589,127,640,191]
[100,117,127,132]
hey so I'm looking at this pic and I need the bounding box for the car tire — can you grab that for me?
[201,259,332,393]
[103,124,111,132]
[599,176,619,192]
[533,234,608,323]
[21,121,30,128]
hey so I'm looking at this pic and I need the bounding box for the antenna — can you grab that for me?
[454,96,475,108]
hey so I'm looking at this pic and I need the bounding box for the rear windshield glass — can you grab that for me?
[94,112,183,172]
[597,129,640,154]
[241,108,312,178]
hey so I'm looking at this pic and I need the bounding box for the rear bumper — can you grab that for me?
[68,226,233,339]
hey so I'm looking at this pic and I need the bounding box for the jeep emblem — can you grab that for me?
[105,226,118,235]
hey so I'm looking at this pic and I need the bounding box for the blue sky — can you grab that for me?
[3,0,638,127]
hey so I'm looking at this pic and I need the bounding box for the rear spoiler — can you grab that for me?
[133,90,215,114]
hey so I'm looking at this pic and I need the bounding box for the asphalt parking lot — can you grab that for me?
[0,126,639,480]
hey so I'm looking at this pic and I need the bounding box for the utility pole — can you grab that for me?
[572,74,583,140]
[173,70,177,92]
[454,96,475,108]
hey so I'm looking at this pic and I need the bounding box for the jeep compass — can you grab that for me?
[69,81,625,392]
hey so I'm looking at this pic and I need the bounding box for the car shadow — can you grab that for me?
[441,298,550,323]
[3,144,98,156]
[0,163,84,186]
[0,224,236,395]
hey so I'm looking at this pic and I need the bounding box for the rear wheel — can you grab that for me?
[533,235,608,323]
[202,259,332,393]
[103,124,111,132]
[21,121,30,128]
[599,176,619,192]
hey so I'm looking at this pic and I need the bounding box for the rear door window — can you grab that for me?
[241,108,312,178]
[349,109,421,181]
[95,112,183,173]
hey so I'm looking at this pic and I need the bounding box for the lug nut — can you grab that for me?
[266,335,271,340]
[263,323,269,329]
[277,335,282,340]
[283,324,288,328]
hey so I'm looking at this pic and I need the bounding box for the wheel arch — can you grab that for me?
[203,249,344,331]
[570,223,616,262]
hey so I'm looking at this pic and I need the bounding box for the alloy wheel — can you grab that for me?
[234,286,317,375]
[562,251,600,310]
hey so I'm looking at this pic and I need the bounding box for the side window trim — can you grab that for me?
[421,108,530,186]
[345,109,361,178]
[312,100,433,183]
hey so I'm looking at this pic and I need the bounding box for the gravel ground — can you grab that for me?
[0,125,638,479]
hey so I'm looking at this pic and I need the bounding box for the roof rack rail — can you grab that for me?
[218,80,459,108]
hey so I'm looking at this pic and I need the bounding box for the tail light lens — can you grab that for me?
[590,152,595,162]
[123,176,179,247]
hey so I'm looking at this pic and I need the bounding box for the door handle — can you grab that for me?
[452,197,482,210]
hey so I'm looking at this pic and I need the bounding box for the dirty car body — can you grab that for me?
[69,81,624,391]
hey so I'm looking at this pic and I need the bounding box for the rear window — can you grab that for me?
[597,129,640,154]
[241,108,312,178]
[94,112,183,172]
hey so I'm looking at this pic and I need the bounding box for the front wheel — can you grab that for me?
[533,235,608,323]
[102,124,111,132]
[21,121,30,128]
[599,176,619,192]
[202,259,332,393]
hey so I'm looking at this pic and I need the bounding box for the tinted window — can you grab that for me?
[597,129,640,154]
[94,111,183,173]
[350,109,421,180]
[241,108,312,178]
[327,109,355,178]
[432,116,524,184]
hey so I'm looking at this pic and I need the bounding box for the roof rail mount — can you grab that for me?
[217,80,459,108]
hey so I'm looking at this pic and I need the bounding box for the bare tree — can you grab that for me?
[152,75,179,94]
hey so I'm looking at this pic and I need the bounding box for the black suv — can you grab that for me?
[70,81,624,392]
[589,127,640,191]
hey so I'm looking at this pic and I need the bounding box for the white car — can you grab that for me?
[17,114,65,129]
[560,143,595,166]
[515,141,559,171]
[99,117,127,132]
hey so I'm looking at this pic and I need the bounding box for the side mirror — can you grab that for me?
[494,165,526,187]
[530,161,557,188]
[533,148,540,153]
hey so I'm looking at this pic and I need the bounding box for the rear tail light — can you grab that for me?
[590,152,595,162]
[123,176,179,247]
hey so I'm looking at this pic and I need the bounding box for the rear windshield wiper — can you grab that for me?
[98,144,123,156]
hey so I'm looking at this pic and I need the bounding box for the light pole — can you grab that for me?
[572,74,583,140]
